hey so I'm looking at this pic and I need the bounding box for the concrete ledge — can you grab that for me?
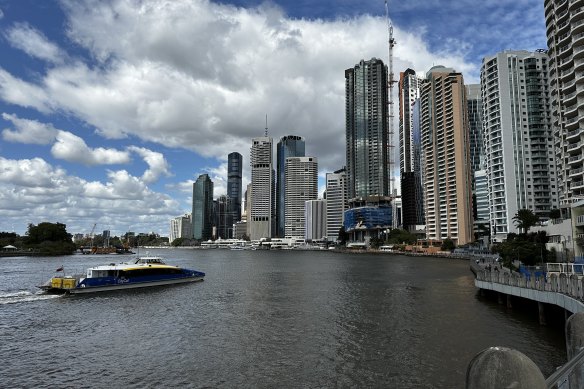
[475,280,584,314]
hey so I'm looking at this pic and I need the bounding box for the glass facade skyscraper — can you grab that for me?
[276,135,305,237]
[227,152,243,237]
[192,173,214,241]
[399,68,424,231]
[345,58,389,199]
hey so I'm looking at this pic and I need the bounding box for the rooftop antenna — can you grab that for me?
[264,114,268,137]
[385,0,396,196]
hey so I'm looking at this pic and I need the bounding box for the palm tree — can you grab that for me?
[512,209,539,234]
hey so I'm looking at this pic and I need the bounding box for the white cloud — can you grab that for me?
[0,8,4,20]
[2,113,58,144]
[127,146,171,183]
[0,0,477,176]
[0,156,179,235]
[5,22,65,64]
[51,130,130,165]
[0,68,51,113]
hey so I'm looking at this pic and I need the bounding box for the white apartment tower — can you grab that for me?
[326,169,348,241]
[250,137,275,240]
[285,156,318,238]
[545,0,584,210]
[481,50,558,241]
[169,214,192,244]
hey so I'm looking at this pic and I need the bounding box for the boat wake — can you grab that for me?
[0,290,62,305]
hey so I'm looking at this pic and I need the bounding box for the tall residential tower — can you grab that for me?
[481,50,558,241]
[420,66,474,245]
[345,58,390,199]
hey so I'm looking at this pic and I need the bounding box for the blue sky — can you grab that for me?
[0,0,546,237]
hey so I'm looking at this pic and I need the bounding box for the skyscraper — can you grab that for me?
[305,199,327,241]
[192,174,214,241]
[284,156,318,238]
[276,135,305,237]
[326,168,348,241]
[399,69,424,231]
[170,214,192,244]
[345,58,389,199]
[250,136,275,240]
[481,50,558,241]
[466,84,484,174]
[420,66,474,245]
[227,152,243,237]
[545,0,581,210]
[214,195,231,239]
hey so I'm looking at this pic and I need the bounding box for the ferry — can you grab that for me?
[39,256,205,294]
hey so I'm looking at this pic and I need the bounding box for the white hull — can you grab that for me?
[68,276,204,294]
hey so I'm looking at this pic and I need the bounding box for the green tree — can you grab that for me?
[24,222,76,255]
[387,229,416,245]
[441,238,455,251]
[512,209,539,234]
[171,237,184,247]
[549,209,561,221]
[338,226,349,245]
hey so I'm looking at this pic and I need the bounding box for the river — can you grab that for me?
[0,249,566,388]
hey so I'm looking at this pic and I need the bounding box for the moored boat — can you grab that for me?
[38,256,205,294]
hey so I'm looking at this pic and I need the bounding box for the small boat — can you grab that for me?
[38,256,205,294]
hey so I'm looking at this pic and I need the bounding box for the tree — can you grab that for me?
[512,209,539,234]
[338,226,349,245]
[386,229,416,245]
[549,209,561,221]
[441,238,455,251]
[171,237,184,247]
[24,222,76,255]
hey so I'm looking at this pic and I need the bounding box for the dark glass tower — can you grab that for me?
[227,152,243,237]
[192,173,214,240]
[276,135,305,237]
[345,58,389,199]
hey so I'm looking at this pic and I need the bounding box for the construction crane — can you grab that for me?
[385,0,396,197]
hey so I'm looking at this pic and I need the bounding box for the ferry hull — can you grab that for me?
[69,276,204,294]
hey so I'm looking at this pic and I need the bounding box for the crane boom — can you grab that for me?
[385,0,396,197]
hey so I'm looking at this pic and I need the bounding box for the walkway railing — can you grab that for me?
[475,267,584,301]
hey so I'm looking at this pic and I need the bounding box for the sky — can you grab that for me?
[0,0,546,237]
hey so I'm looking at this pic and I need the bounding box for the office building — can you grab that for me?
[214,195,231,239]
[399,69,425,231]
[467,84,485,174]
[285,156,318,238]
[481,50,558,241]
[227,152,243,235]
[276,135,305,237]
[326,168,348,241]
[250,137,275,240]
[192,174,214,241]
[420,66,474,245]
[305,199,327,241]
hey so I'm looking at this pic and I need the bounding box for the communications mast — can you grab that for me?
[384,0,396,197]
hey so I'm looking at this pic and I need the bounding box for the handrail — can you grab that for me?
[545,347,584,388]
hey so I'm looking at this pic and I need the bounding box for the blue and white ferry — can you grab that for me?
[39,256,205,294]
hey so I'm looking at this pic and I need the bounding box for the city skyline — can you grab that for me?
[0,0,547,236]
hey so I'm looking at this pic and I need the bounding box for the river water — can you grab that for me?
[0,249,566,388]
